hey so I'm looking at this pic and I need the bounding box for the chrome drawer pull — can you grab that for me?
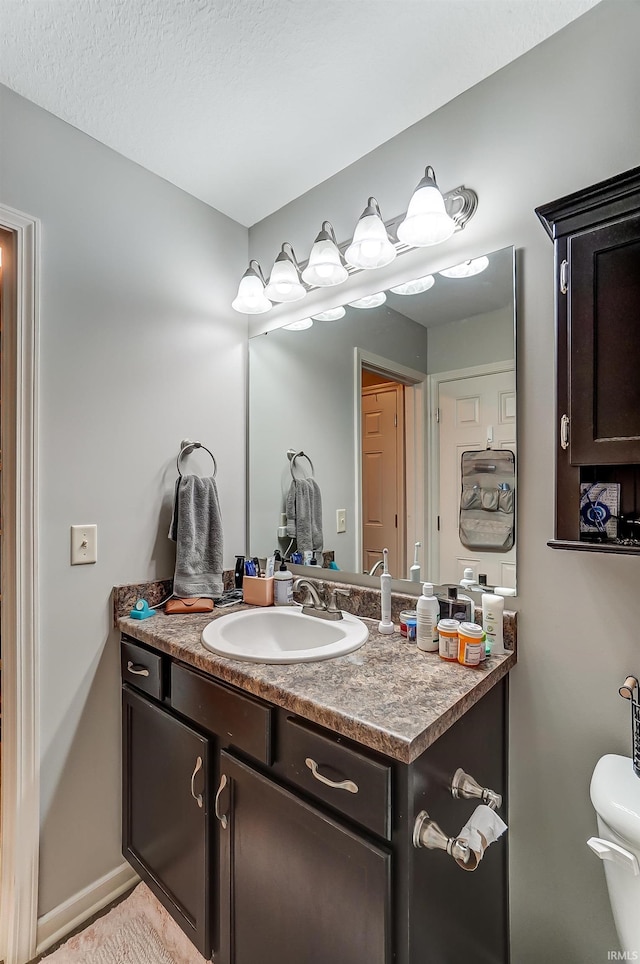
[190,756,203,809]
[215,773,228,828]
[127,661,150,677]
[305,757,358,794]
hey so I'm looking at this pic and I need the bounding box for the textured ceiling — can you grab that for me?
[0,0,599,226]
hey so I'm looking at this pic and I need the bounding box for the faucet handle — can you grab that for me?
[326,587,351,613]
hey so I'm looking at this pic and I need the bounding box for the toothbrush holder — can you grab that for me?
[243,576,274,607]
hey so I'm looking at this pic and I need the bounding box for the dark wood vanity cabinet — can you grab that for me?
[121,634,509,964]
[537,166,640,552]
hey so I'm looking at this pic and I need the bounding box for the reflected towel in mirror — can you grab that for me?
[286,478,323,552]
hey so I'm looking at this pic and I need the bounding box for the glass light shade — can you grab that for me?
[397,167,456,247]
[264,255,306,303]
[348,292,386,309]
[439,256,490,279]
[312,307,346,321]
[283,318,313,331]
[232,268,272,314]
[302,233,348,287]
[390,274,436,296]
[345,204,397,270]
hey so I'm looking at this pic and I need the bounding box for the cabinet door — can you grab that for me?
[122,686,211,957]
[569,213,640,464]
[216,751,391,964]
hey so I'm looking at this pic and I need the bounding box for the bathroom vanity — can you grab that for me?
[118,601,515,964]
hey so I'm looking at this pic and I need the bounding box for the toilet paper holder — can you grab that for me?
[413,810,472,864]
[450,767,502,810]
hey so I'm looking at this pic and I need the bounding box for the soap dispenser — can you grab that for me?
[274,559,294,606]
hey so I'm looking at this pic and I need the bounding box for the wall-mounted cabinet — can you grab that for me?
[537,166,640,553]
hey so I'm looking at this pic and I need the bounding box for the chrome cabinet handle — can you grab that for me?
[190,756,203,809]
[560,414,570,451]
[215,773,228,829]
[127,661,150,677]
[305,757,358,794]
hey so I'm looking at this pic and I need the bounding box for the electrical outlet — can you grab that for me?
[70,524,98,565]
[336,509,347,533]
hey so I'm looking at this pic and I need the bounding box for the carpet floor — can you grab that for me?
[41,884,209,964]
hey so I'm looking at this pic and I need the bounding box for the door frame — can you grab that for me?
[427,360,515,583]
[0,204,41,964]
[354,349,427,579]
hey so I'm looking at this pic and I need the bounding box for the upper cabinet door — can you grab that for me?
[569,213,640,464]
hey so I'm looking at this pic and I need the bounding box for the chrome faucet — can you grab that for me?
[368,559,385,576]
[293,579,350,621]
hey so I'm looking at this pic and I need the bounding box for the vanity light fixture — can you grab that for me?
[312,306,346,321]
[397,166,456,247]
[439,256,490,279]
[348,292,387,309]
[390,274,436,296]
[264,243,307,303]
[301,222,349,287]
[345,197,397,270]
[283,317,314,331]
[232,260,272,314]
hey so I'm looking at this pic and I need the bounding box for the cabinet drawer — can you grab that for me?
[278,716,392,840]
[121,639,164,700]
[171,663,272,765]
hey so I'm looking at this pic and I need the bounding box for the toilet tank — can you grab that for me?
[590,754,640,955]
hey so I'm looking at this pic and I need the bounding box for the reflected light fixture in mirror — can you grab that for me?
[301,222,349,287]
[439,257,489,279]
[349,292,387,309]
[312,306,346,322]
[283,318,313,331]
[396,166,456,247]
[232,260,272,314]
[345,197,397,270]
[390,274,435,296]
[264,243,306,302]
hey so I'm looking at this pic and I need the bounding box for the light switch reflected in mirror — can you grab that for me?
[248,245,516,592]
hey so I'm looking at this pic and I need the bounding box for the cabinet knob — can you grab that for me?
[190,756,204,809]
[305,757,359,794]
[450,768,502,810]
[215,773,229,829]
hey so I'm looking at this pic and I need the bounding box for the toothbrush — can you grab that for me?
[409,542,421,583]
[378,548,395,635]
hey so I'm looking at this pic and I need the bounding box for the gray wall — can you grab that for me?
[249,305,427,573]
[0,85,248,916]
[427,304,514,374]
[250,3,640,959]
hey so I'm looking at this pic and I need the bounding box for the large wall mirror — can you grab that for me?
[248,244,517,592]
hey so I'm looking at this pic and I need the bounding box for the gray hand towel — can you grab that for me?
[285,479,323,553]
[169,475,224,599]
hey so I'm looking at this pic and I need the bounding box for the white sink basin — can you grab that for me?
[201,606,369,663]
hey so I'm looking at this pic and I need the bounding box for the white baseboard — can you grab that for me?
[35,862,139,957]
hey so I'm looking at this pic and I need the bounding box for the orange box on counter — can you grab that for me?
[242,576,274,607]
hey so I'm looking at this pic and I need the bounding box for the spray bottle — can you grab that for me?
[378,548,394,635]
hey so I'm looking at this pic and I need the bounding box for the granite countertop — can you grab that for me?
[118,603,516,764]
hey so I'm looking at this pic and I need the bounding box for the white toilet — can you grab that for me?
[589,754,640,954]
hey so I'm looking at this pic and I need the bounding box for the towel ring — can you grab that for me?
[289,450,314,480]
[177,439,217,478]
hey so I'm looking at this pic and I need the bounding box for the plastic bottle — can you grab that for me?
[482,593,505,655]
[437,619,460,662]
[274,560,294,606]
[460,568,475,590]
[416,583,439,652]
[458,622,485,667]
[409,542,421,583]
[378,548,394,635]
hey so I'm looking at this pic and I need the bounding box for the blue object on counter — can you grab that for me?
[328,560,340,570]
[130,599,155,620]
